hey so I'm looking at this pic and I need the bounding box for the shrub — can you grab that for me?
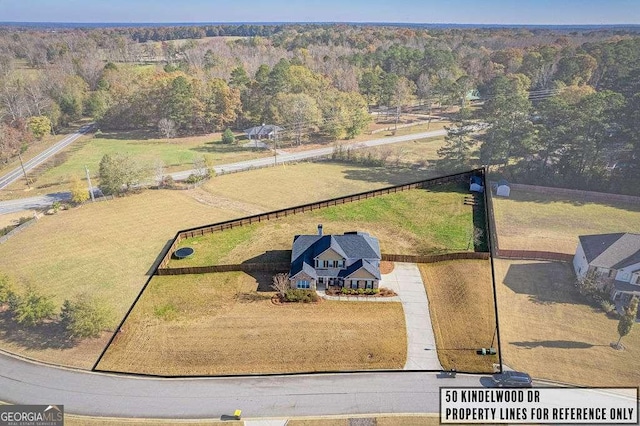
[12,287,56,327]
[341,287,349,295]
[599,300,615,314]
[61,294,113,338]
[0,274,15,304]
[222,128,235,144]
[357,288,365,295]
[284,289,319,303]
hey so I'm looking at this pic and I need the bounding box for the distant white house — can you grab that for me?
[470,175,484,193]
[573,233,640,302]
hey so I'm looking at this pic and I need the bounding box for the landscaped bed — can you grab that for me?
[168,185,476,268]
[419,259,498,373]
[96,272,407,376]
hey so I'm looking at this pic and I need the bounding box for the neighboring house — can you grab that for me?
[244,124,282,142]
[289,225,381,291]
[573,233,640,302]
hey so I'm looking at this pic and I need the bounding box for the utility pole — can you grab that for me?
[85,165,95,202]
[18,152,30,189]
[393,106,400,135]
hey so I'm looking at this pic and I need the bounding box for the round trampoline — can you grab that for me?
[174,247,195,259]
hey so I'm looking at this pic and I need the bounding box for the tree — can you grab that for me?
[0,274,15,305]
[158,118,176,139]
[271,273,289,298]
[98,153,148,195]
[12,286,56,327]
[166,75,195,132]
[270,93,321,145]
[69,175,89,204]
[26,116,52,139]
[437,107,476,171]
[617,313,634,348]
[60,294,112,339]
[221,128,235,144]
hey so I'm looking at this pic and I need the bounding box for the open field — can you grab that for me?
[0,131,271,200]
[494,258,640,386]
[200,161,441,211]
[169,185,475,268]
[96,272,407,375]
[418,260,498,373]
[492,189,640,253]
[0,161,437,367]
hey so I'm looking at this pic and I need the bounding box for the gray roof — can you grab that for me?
[613,279,640,294]
[289,231,381,279]
[338,259,381,280]
[579,233,640,269]
[244,124,282,137]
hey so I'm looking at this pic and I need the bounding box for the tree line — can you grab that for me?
[0,24,639,193]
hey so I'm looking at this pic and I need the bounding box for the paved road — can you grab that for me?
[381,263,442,371]
[0,350,482,418]
[0,129,446,215]
[0,124,94,190]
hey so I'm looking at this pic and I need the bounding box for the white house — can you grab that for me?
[573,233,640,302]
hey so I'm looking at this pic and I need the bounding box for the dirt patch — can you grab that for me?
[380,261,395,274]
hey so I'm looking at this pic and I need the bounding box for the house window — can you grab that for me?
[297,280,310,289]
[350,281,358,289]
[366,281,373,289]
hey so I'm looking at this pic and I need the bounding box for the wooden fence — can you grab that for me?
[495,249,573,262]
[157,262,291,276]
[381,252,490,263]
[156,168,479,271]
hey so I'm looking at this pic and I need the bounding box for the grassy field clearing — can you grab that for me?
[492,189,640,253]
[169,186,475,268]
[0,131,272,200]
[0,162,437,367]
[418,260,498,373]
[97,272,406,375]
[494,259,640,386]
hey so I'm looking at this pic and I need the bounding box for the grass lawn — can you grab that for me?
[0,190,236,368]
[494,258,640,387]
[418,260,498,373]
[0,131,272,200]
[168,185,475,268]
[0,161,440,368]
[492,190,640,253]
[96,272,406,375]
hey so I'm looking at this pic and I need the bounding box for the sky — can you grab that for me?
[0,0,639,25]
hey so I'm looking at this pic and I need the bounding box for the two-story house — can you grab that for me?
[288,225,381,291]
[573,233,640,302]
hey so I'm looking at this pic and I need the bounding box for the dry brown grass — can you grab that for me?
[418,260,498,372]
[494,258,640,387]
[0,210,37,228]
[492,190,640,253]
[97,272,406,375]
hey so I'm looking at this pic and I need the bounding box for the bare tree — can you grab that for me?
[154,159,166,187]
[158,118,176,139]
[271,273,290,298]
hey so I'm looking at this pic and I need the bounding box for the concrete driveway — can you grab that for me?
[381,262,443,371]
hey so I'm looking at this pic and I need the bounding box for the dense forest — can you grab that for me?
[0,23,639,194]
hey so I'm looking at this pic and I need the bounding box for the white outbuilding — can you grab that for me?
[495,179,511,197]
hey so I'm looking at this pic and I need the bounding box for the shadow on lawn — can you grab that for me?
[339,163,439,186]
[0,310,78,350]
[510,340,596,349]
[191,142,264,154]
[502,261,586,306]
[146,239,175,276]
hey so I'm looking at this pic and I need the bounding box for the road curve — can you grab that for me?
[0,124,94,190]
[0,350,483,418]
[0,128,445,215]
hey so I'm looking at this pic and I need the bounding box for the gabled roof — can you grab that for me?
[338,259,381,280]
[579,233,640,269]
[244,124,282,137]
[289,230,381,279]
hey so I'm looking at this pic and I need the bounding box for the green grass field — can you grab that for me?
[169,185,475,268]
[0,131,272,200]
[492,189,640,253]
